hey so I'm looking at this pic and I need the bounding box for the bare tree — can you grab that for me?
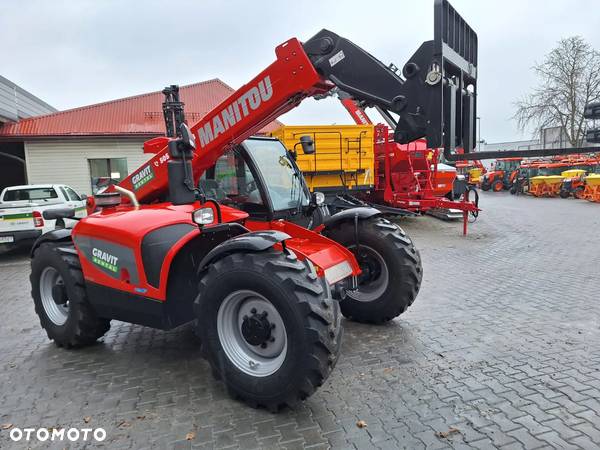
[514,36,600,147]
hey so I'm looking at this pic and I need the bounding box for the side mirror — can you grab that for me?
[299,135,315,155]
[79,194,88,203]
[180,123,196,150]
[287,149,297,161]
[311,191,325,206]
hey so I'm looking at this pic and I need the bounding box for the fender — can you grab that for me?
[322,206,381,230]
[198,230,291,269]
[30,228,72,257]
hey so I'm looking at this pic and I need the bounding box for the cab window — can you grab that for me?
[244,139,309,212]
[199,148,267,216]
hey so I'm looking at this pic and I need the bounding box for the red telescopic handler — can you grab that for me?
[29,1,488,410]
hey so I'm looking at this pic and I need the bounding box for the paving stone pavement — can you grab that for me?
[0,192,599,449]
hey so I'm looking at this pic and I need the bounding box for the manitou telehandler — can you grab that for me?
[28,0,483,410]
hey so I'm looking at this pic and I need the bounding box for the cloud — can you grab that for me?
[1,0,598,142]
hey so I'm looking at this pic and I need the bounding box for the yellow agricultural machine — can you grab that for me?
[582,174,600,202]
[271,125,375,194]
[528,175,565,197]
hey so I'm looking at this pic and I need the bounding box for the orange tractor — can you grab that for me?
[480,158,522,191]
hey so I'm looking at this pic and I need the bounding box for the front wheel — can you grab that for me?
[30,243,110,348]
[492,179,504,192]
[325,217,422,324]
[194,249,341,411]
[559,189,570,199]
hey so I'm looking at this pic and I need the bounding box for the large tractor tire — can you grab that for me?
[30,243,110,348]
[559,189,571,199]
[480,181,491,191]
[325,217,422,324]
[194,249,342,411]
[492,179,504,192]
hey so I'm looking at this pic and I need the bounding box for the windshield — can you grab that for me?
[244,139,310,212]
[496,160,519,171]
[2,187,58,202]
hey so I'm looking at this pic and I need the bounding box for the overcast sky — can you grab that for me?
[1,0,599,143]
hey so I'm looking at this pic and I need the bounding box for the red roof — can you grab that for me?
[0,79,282,138]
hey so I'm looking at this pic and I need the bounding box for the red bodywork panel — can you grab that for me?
[245,219,360,278]
[73,203,360,302]
[72,202,242,301]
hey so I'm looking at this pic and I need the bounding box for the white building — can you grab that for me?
[0,79,281,195]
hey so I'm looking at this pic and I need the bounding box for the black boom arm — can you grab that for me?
[305,1,598,161]
[303,0,477,161]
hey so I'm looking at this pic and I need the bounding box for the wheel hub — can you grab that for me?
[52,282,68,305]
[346,244,389,303]
[39,267,70,326]
[357,254,382,285]
[241,310,273,346]
[217,291,287,377]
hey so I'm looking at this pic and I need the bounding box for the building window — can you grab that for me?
[88,158,128,194]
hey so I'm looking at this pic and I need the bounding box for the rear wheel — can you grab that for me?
[574,186,586,199]
[325,217,422,324]
[30,242,110,348]
[492,179,504,192]
[194,249,341,410]
[480,182,491,191]
[559,189,570,199]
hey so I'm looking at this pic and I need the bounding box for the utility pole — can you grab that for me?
[477,116,482,151]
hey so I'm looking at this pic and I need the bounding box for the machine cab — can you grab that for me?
[199,137,317,226]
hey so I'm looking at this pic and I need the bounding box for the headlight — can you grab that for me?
[192,207,214,225]
[324,260,353,285]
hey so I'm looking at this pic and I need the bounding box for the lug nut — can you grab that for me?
[271,323,276,329]
[269,337,275,342]
[251,308,257,314]
[261,343,267,348]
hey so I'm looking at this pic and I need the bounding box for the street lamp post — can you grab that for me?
[477,116,481,152]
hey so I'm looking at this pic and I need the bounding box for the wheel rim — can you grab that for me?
[346,245,389,302]
[39,267,69,326]
[217,290,287,377]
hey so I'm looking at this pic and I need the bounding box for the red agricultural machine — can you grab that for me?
[320,88,480,234]
[29,0,479,410]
